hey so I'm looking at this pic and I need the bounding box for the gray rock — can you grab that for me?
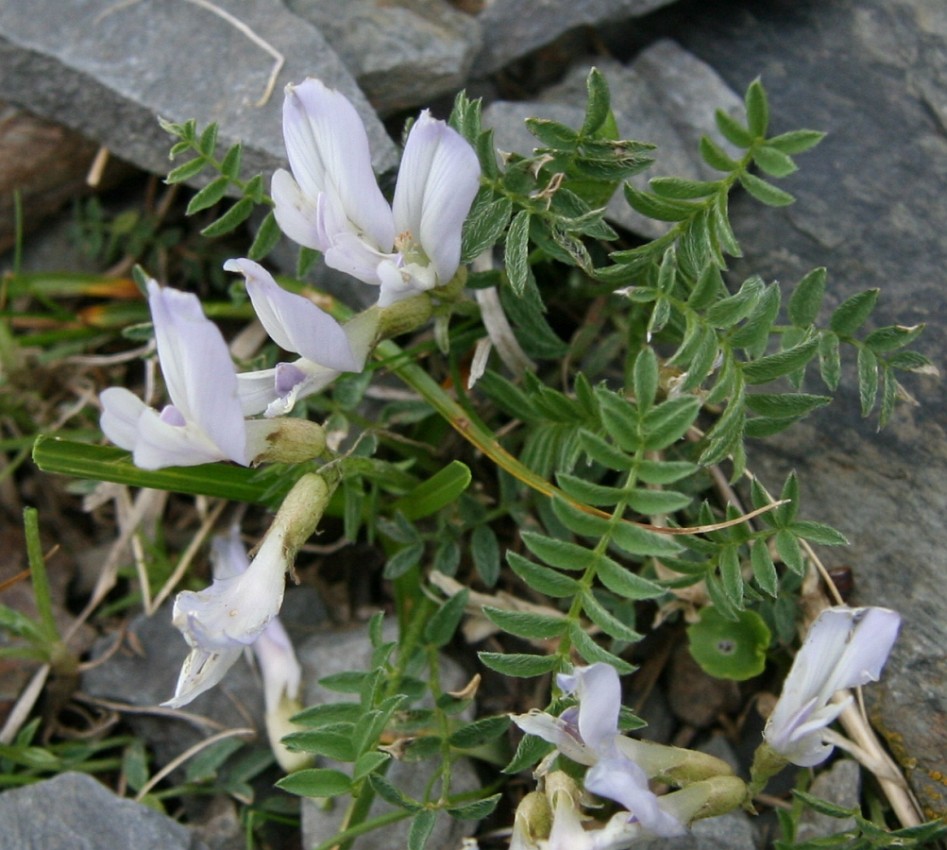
[483,44,741,238]
[0,771,207,850]
[797,759,861,841]
[299,620,480,850]
[472,0,680,76]
[654,0,947,819]
[287,0,481,115]
[637,810,757,850]
[0,0,397,188]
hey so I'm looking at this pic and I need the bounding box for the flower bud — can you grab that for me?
[247,418,327,465]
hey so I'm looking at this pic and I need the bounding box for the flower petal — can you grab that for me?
[827,607,901,694]
[99,387,147,452]
[765,606,900,766]
[162,645,243,709]
[271,168,324,252]
[226,258,358,371]
[147,281,247,465]
[323,231,391,287]
[283,79,394,251]
[393,111,480,282]
[558,663,622,756]
[132,404,231,469]
[585,756,686,838]
[512,710,595,766]
[171,526,289,652]
[254,616,302,712]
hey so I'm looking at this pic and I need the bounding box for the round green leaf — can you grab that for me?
[687,606,770,681]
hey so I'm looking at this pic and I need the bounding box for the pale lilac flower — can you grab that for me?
[272,78,480,307]
[225,258,378,416]
[100,281,246,468]
[165,474,328,709]
[764,606,901,767]
[165,524,292,708]
[513,663,686,838]
[100,280,278,469]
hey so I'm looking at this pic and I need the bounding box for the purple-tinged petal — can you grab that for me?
[147,281,247,465]
[764,606,900,766]
[283,79,394,251]
[236,368,282,416]
[558,663,622,756]
[393,111,480,282]
[210,525,250,581]
[585,756,686,838]
[226,258,358,371]
[132,404,230,469]
[512,710,596,766]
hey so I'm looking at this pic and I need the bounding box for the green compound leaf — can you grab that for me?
[687,606,771,680]
[201,196,255,237]
[462,191,513,262]
[186,174,230,215]
[276,767,352,798]
[739,172,795,207]
[745,78,770,137]
[788,267,827,326]
[478,652,559,678]
[166,156,207,184]
[505,209,531,296]
[699,135,740,172]
[424,589,469,648]
[829,288,879,336]
[449,715,511,749]
[582,67,612,135]
[447,793,502,821]
[247,210,282,261]
[506,551,580,598]
[482,606,568,640]
[408,810,437,850]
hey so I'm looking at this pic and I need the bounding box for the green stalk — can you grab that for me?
[22,508,59,647]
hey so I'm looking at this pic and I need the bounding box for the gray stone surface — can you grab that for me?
[649,0,947,819]
[0,0,397,186]
[483,42,742,238]
[0,771,207,850]
[472,0,680,76]
[287,0,481,115]
[797,759,861,841]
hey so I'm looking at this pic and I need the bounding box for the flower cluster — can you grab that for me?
[97,78,480,710]
[513,663,742,841]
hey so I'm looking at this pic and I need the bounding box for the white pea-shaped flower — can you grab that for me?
[272,78,480,307]
[763,605,901,767]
